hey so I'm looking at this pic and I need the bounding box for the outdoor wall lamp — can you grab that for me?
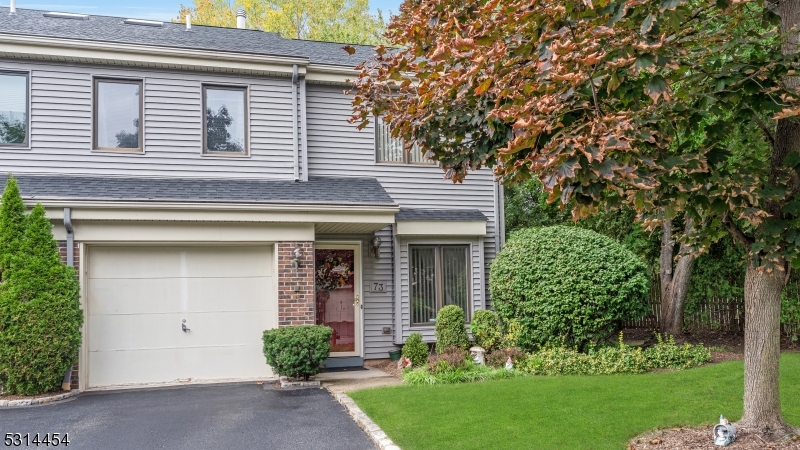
[369,235,382,258]
[291,246,304,269]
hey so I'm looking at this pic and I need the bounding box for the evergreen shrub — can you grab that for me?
[470,309,502,351]
[262,325,332,380]
[490,226,649,351]
[0,202,83,395]
[401,332,429,367]
[434,305,469,352]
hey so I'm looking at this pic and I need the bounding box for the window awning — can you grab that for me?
[394,208,487,236]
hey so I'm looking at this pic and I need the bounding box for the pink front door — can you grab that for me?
[315,248,358,354]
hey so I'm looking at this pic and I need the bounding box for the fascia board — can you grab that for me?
[396,220,487,236]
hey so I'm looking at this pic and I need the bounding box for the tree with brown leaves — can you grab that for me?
[350,0,800,439]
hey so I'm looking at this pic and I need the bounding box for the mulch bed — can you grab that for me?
[0,390,68,401]
[630,426,800,450]
[366,359,404,378]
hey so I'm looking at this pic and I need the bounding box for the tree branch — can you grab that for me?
[746,104,776,146]
[723,213,753,251]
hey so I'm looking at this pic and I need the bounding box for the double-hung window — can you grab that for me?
[410,245,471,325]
[203,85,248,155]
[375,118,433,164]
[0,71,30,147]
[93,79,143,152]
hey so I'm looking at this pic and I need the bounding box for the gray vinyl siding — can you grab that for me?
[0,59,297,179]
[306,84,499,350]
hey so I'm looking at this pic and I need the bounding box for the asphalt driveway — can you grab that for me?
[0,383,375,450]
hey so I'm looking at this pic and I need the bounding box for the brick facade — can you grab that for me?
[276,242,316,327]
[57,241,80,391]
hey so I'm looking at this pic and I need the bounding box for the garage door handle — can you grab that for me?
[182,319,190,332]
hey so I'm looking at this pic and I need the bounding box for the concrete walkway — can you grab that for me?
[317,367,402,394]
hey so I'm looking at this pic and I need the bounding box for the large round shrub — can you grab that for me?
[434,305,469,353]
[489,226,649,351]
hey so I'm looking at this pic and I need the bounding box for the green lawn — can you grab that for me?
[350,353,800,450]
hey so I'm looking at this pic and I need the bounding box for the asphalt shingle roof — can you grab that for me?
[3,174,397,207]
[395,208,487,221]
[0,8,375,67]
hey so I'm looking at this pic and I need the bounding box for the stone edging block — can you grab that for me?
[0,390,81,408]
[330,390,401,450]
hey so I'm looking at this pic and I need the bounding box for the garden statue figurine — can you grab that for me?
[470,347,485,365]
[505,356,514,370]
[712,415,736,446]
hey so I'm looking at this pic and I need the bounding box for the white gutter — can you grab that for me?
[292,64,300,182]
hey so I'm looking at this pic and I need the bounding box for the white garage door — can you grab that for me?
[86,245,276,389]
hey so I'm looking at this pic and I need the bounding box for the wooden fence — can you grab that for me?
[623,275,798,334]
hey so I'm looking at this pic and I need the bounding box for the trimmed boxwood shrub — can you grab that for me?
[402,332,429,367]
[262,325,332,380]
[470,309,502,351]
[434,305,469,353]
[490,226,649,351]
[0,203,83,395]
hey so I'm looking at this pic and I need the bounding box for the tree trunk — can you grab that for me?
[738,256,794,439]
[659,218,695,337]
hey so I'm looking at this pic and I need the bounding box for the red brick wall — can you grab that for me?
[277,242,315,327]
[57,241,81,390]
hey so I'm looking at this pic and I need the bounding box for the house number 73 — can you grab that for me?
[370,282,385,293]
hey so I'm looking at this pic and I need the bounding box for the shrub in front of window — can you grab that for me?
[489,226,649,351]
[470,309,502,351]
[434,305,469,352]
[401,332,429,367]
[262,325,332,380]
[0,201,83,395]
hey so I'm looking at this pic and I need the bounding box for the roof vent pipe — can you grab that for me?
[9,0,16,15]
[185,12,191,30]
[236,8,246,29]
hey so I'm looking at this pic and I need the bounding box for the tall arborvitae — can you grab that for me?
[0,176,26,281]
[0,204,82,395]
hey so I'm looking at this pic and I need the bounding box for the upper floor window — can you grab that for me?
[0,71,29,147]
[410,244,471,325]
[375,118,433,164]
[94,79,143,152]
[203,86,247,155]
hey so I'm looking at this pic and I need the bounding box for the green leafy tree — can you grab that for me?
[0,204,82,395]
[350,0,800,436]
[0,177,26,280]
[176,0,385,44]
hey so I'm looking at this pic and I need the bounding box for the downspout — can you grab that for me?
[61,208,74,391]
[292,64,300,182]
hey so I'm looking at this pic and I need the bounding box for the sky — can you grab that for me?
[6,0,403,22]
